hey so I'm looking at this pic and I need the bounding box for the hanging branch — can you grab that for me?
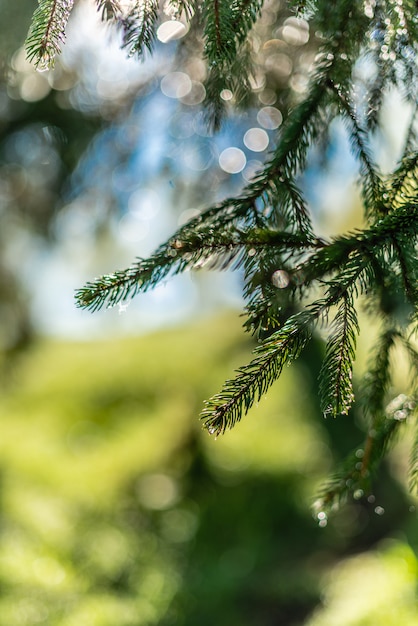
[316,326,418,512]
[314,417,403,513]
[316,328,400,512]
[201,255,371,436]
[398,335,418,493]
[203,0,239,63]
[231,0,264,45]
[121,0,159,57]
[410,422,418,494]
[318,291,359,418]
[389,151,418,207]
[95,0,121,21]
[25,0,75,69]
[201,68,345,229]
[201,0,263,128]
[327,80,386,217]
[200,310,315,435]
[164,0,196,20]
[391,235,418,311]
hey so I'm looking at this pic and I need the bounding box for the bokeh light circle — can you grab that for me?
[272,269,290,288]
[219,147,246,173]
[257,106,283,130]
[220,89,233,101]
[243,128,269,152]
[157,20,188,43]
[180,81,206,105]
[119,214,150,242]
[160,72,192,98]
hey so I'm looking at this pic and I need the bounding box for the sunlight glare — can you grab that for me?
[157,20,188,43]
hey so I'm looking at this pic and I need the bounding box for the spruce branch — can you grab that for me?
[25,0,74,69]
[75,235,221,312]
[203,41,254,130]
[201,310,314,436]
[236,6,371,228]
[186,0,381,225]
[389,151,418,207]
[231,0,264,45]
[203,0,262,64]
[409,420,418,494]
[203,0,238,63]
[316,327,406,510]
[95,0,121,21]
[318,291,359,418]
[317,328,417,512]
[402,104,418,154]
[221,78,328,228]
[362,328,399,418]
[398,334,418,493]
[278,179,314,238]
[164,0,196,20]
[201,0,263,128]
[120,0,159,57]
[64,0,418,507]
[202,0,357,128]
[75,225,313,311]
[201,257,369,436]
[298,204,418,288]
[391,235,418,311]
[327,80,386,217]
[76,204,418,324]
[314,417,404,514]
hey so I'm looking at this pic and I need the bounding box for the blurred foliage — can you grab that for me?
[0,0,104,355]
[308,541,418,626]
[0,313,416,625]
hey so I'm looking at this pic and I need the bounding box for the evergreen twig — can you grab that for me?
[26,0,74,69]
[120,0,159,57]
[318,291,359,418]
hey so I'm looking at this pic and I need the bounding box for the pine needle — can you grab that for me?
[26,0,74,69]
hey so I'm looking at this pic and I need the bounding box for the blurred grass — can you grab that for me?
[0,313,323,503]
[0,312,416,625]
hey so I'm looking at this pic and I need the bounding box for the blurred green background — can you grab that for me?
[0,1,417,624]
[1,313,417,625]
